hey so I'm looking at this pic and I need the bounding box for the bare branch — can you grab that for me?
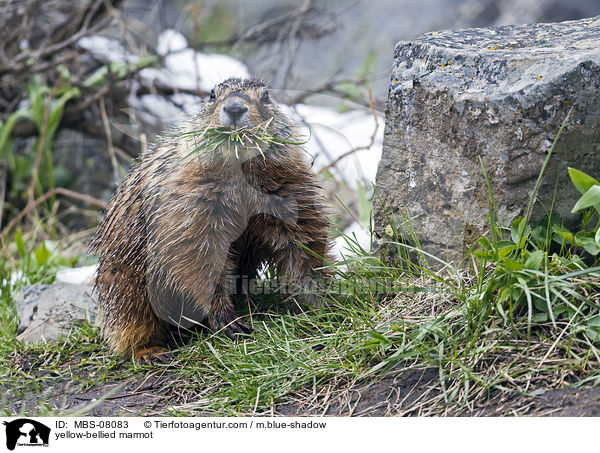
[0,0,117,75]
[99,96,121,183]
[1,187,107,239]
[0,159,6,228]
[318,90,380,175]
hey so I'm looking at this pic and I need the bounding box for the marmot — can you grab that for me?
[90,77,332,364]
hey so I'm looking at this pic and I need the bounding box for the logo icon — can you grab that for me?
[3,419,51,451]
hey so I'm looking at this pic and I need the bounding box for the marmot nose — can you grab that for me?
[223,101,248,122]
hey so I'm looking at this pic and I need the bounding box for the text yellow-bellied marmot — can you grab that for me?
[90,77,332,363]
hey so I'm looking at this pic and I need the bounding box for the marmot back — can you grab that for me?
[90,77,332,364]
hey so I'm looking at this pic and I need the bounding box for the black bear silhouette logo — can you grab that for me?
[3,419,51,450]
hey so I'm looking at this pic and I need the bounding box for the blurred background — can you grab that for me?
[1,0,599,275]
[123,0,600,102]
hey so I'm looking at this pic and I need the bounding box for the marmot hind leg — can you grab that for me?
[97,293,174,365]
[103,317,173,365]
[95,263,175,364]
[133,345,173,365]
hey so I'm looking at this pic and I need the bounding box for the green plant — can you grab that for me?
[463,111,600,335]
[12,230,76,286]
[0,76,79,216]
[82,56,158,88]
[363,110,600,411]
[568,167,600,248]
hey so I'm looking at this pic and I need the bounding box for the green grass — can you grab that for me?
[1,217,599,416]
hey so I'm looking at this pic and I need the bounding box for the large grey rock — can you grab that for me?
[374,16,600,264]
[15,282,97,343]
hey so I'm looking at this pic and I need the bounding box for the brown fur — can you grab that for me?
[90,77,332,361]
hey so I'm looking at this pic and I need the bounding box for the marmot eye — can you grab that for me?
[261,91,270,103]
[209,90,216,102]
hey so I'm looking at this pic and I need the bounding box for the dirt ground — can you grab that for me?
[3,366,600,417]
[277,370,600,416]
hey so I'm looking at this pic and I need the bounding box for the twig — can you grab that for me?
[0,159,6,228]
[99,96,121,183]
[318,90,379,175]
[0,5,111,75]
[273,0,312,88]
[26,50,79,75]
[135,79,208,98]
[284,73,379,105]
[0,187,107,239]
[74,118,140,158]
[139,132,147,157]
[68,85,110,116]
[48,2,91,45]
[234,0,314,47]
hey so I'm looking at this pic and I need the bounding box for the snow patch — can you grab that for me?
[331,222,372,261]
[127,93,188,125]
[140,29,249,94]
[156,29,188,56]
[140,51,249,93]
[0,270,23,297]
[290,104,383,189]
[78,35,138,64]
[55,265,97,285]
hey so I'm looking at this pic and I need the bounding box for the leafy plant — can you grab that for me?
[11,230,76,287]
[0,229,77,346]
[569,167,600,249]
[0,76,79,213]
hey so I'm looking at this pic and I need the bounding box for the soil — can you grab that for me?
[2,374,173,416]
[3,366,600,417]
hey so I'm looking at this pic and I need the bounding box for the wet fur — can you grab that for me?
[90,78,332,360]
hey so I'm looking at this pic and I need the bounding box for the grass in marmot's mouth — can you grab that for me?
[178,118,309,162]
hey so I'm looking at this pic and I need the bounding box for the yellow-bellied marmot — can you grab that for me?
[90,77,332,364]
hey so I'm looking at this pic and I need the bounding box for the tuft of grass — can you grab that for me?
[177,118,309,163]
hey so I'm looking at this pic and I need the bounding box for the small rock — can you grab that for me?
[15,282,97,344]
[530,388,547,396]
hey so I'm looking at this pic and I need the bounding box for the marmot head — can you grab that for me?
[205,77,274,129]
[196,77,299,162]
